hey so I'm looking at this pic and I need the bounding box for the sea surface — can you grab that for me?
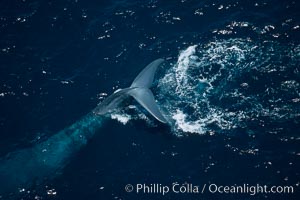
[0,0,299,199]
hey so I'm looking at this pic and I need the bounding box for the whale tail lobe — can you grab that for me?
[131,58,164,88]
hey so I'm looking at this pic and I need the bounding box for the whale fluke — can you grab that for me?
[94,59,167,123]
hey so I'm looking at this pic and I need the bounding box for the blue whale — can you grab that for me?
[0,59,166,195]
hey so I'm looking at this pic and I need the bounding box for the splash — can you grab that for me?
[172,109,205,134]
[175,45,198,92]
[158,39,300,136]
[111,113,131,125]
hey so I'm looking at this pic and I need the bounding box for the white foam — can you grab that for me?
[175,45,198,92]
[110,114,131,125]
[157,39,253,135]
[172,110,205,134]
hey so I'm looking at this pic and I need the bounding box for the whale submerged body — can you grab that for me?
[0,59,166,195]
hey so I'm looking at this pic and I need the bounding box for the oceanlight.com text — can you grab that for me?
[124,183,295,196]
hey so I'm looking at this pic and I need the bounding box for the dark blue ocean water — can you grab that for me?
[0,0,300,199]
